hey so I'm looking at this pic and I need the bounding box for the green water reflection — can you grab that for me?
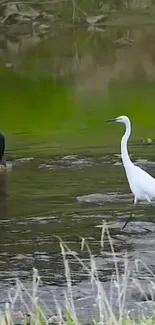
[0,26,155,159]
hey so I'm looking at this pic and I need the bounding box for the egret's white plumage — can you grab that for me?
[107,115,155,204]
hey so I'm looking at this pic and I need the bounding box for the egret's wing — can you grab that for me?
[134,165,155,196]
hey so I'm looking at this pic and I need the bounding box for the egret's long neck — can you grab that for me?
[121,119,132,169]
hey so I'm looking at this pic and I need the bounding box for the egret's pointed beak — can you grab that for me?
[105,118,117,123]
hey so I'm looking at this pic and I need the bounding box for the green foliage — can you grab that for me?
[65,312,75,325]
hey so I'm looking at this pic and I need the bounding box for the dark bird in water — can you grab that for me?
[0,133,6,167]
[0,133,12,171]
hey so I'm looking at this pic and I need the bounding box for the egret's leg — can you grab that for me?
[122,196,137,230]
[143,198,154,231]
[122,214,133,230]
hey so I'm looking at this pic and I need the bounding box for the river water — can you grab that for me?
[1,22,155,322]
[0,151,155,321]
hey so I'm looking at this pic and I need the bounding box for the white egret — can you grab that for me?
[106,115,155,229]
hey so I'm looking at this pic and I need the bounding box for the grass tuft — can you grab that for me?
[0,223,155,325]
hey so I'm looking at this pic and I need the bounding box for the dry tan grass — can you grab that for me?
[0,223,155,325]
